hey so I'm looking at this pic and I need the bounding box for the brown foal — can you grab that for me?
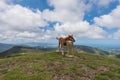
[56,35,75,55]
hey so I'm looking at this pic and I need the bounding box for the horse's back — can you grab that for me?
[59,37,66,45]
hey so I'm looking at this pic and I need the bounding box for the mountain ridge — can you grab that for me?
[74,45,110,55]
[0,43,13,53]
[0,44,111,57]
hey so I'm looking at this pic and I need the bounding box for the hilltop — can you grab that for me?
[0,50,120,80]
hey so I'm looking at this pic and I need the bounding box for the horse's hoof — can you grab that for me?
[66,54,74,58]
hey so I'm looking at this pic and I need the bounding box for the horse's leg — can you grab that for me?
[61,44,64,55]
[58,42,61,52]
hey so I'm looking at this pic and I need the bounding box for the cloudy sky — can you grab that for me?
[0,0,120,47]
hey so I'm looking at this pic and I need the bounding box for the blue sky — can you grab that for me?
[13,0,51,11]
[0,0,120,47]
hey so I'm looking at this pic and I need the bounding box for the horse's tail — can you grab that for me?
[56,37,59,40]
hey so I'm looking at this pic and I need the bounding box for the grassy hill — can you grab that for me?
[0,51,120,80]
[75,45,110,55]
[0,46,41,57]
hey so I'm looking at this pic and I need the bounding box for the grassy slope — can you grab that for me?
[0,52,120,80]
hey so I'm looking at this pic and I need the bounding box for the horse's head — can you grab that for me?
[67,35,75,42]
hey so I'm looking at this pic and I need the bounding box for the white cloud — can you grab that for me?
[113,30,120,39]
[94,5,120,28]
[43,0,90,23]
[54,21,89,34]
[0,0,117,43]
[88,0,117,7]
[42,0,107,39]
[53,21,106,39]
[84,26,107,39]
[0,0,49,42]
[0,4,47,30]
[16,31,37,38]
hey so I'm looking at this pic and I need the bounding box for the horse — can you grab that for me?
[56,35,75,55]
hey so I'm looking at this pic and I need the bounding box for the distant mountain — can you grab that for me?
[0,46,40,57]
[21,42,57,48]
[99,47,120,54]
[74,45,110,55]
[0,43,13,53]
[0,44,111,57]
[0,42,57,57]
[33,45,110,56]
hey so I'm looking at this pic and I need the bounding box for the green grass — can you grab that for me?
[0,52,120,80]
